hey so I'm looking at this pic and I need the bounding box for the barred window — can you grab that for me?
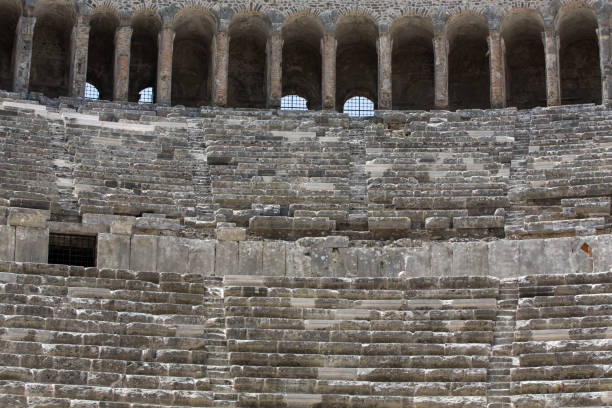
[48,234,97,267]
[343,96,374,117]
[281,95,308,111]
[138,87,154,104]
[85,82,100,100]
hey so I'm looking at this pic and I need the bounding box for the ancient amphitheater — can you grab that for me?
[0,0,611,406]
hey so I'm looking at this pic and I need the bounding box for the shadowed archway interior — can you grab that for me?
[502,10,546,109]
[282,15,323,110]
[0,0,20,91]
[558,6,601,104]
[30,0,75,97]
[447,12,490,109]
[391,15,434,110]
[335,14,378,111]
[128,10,160,103]
[87,9,119,101]
[228,13,269,108]
[171,8,215,107]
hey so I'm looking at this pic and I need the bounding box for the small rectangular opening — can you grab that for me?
[49,234,97,267]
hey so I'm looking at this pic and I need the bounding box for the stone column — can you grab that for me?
[156,23,175,105]
[267,28,282,108]
[113,24,132,102]
[69,15,90,98]
[321,31,336,110]
[597,22,610,104]
[212,21,229,106]
[377,26,392,110]
[12,15,36,93]
[433,31,449,109]
[543,28,561,106]
[488,29,506,108]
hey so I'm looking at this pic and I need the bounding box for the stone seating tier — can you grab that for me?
[0,261,610,407]
[0,96,611,239]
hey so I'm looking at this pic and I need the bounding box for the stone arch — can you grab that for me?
[335,12,379,111]
[227,11,271,108]
[391,14,434,110]
[446,11,490,109]
[87,6,119,101]
[282,12,324,110]
[128,9,161,103]
[501,8,546,108]
[0,0,20,91]
[556,3,601,104]
[171,6,216,107]
[30,0,76,97]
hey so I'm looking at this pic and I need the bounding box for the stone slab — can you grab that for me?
[97,233,130,270]
[7,208,50,228]
[157,236,189,274]
[187,239,216,276]
[263,241,285,276]
[0,225,15,261]
[130,235,158,272]
[238,241,263,275]
[216,240,239,276]
[14,226,48,263]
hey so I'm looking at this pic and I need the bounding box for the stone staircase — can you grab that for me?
[224,274,499,408]
[487,279,519,408]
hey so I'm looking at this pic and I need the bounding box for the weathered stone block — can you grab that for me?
[311,247,333,276]
[488,239,519,278]
[7,208,49,228]
[216,240,239,276]
[157,236,189,274]
[452,242,488,276]
[14,226,48,263]
[130,235,158,272]
[430,242,453,276]
[263,241,285,276]
[454,216,504,229]
[425,216,451,230]
[0,225,15,261]
[188,239,216,276]
[404,245,431,277]
[285,242,311,277]
[97,233,130,269]
[238,241,263,275]
[217,227,247,241]
[297,236,349,248]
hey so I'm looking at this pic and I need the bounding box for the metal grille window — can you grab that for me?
[49,234,97,267]
[138,87,154,104]
[85,82,100,100]
[343,96,374,117]
[281,95,308,111]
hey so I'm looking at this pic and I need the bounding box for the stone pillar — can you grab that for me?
[377,26,392,110]
[597,23,610,104]
[212,21,229,106]
[488,29,506,108]
[156,24,175,105]
[543,28,561,106]
[267,29,282,108]
[12,16,36,93]
[321,31,336,110]
[433,32,449,109]
[113,25,132,102]
[69,15,90,98]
